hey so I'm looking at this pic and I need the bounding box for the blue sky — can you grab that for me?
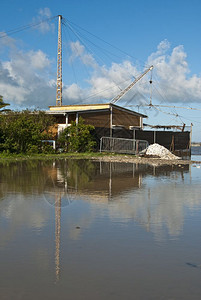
[0,0,201,141]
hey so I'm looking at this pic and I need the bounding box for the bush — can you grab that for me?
[58,117,96,152]
[27,145,40,154]
[41,144,55,154]
[0,110,55,154]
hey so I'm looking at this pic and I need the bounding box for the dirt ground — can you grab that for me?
[91,155,201,166]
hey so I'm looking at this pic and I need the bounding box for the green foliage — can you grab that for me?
[0,95,10,112]
[41,144,55,154]
[0,110,55,154]
[58,117,96,152]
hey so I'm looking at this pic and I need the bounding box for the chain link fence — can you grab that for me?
[100,137,149,154]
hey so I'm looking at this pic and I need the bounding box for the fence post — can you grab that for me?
[154,131,156,144]
[136,140,139,154]
[100,137,102,153]
[110,106,113,138]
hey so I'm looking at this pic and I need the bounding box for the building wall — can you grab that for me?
[55,115,66,124]
[112,108,141,129]
[79,111,110,128]
[94,127,190,151]
[53,108,141,129]
[135,130,190,150]
[80,109,141,129]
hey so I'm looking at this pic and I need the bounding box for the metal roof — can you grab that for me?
[48,103,147,118]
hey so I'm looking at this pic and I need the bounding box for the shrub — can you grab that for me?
[0,110,55,154]
[58,117,96,152]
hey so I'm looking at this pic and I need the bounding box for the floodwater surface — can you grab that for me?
[0,158,201,300]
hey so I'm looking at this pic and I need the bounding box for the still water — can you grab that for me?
[192,146,201,161]
[0,158,201,300]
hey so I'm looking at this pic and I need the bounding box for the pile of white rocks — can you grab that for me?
[145,143,181,160]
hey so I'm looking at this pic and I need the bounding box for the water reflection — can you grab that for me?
[1,159,201,299]
[0,160,197,243]
[55,194,61,282]
[0,159,195,232]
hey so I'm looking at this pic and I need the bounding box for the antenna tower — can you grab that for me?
[56,15,62,106]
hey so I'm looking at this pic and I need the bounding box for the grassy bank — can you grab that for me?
[0,152,120,162]
[0,151,200,166]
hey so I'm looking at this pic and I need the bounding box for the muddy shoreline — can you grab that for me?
[91,155,201,166]
[0,152,200,166]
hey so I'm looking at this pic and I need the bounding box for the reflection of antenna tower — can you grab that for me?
[55,193,61,281]
[56,15,62,106]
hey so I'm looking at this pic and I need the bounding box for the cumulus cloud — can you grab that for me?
[0,32,16,50]
[65,39,201,105]
[29,50,51,70]
[0,47,55,106]
[63,83,85,102]
[69,41,98,69]
[1,35,201,109]
[32,8,55,34]
[147,41,201,103]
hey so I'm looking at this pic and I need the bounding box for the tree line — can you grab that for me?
[0,96,96,154]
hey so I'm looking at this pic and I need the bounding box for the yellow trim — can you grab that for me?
[49,103,110,112]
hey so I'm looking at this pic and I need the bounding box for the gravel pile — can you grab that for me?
[145,143,181,160]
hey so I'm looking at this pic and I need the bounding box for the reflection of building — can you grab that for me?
[45,161,192,248]
[55,194,61,282]
[1,158,199,284]
[45,161,146,203]
[45,160,189,202]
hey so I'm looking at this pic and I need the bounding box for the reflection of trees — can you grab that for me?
[0,159,190,201]
[0,160,52,196]
[0,158,195,244]
[0,160,97,199]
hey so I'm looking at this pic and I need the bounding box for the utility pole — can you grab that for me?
[56,15,62,106]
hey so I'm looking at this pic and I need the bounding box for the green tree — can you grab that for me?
[58,117,96,152]
[0,110,55,154]
[0,95,10,112]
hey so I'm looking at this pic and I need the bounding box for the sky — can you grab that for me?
[0,0,201,141]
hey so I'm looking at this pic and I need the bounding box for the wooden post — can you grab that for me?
[189,123,193,155]
[76,113,79,125]
[154,131,156,144]
[133,129,136,140]
[110,106,113,138]
[65,113,68,126]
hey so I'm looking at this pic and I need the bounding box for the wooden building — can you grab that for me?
[47,103,191,154]
[47,103,147,137]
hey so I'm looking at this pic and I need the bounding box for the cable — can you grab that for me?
[64,18,149,69]
[0,16,58,39]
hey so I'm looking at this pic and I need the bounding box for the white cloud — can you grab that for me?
[32,8,55,34]
[0,32,16,50]
[29,50,51,70]
[63,83,84,102]
[0,47,54,106]
[147,41,201,103]
[66,40,201,105]
[70,41,98,69]
[1,36,201,109]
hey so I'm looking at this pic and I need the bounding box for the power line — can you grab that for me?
[64,18,149,69]
[0,15,58,39]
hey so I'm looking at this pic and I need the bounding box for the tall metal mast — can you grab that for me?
[56,15,62,106]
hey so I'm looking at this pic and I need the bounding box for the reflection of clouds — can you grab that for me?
[1,194,49,229]
[45,166,201,242]
[96,177,201,241]
[68,214,95,241]
[0,161,200,246]
[0,194,50,247]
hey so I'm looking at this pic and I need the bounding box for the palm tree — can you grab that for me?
[0,95,10,112]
